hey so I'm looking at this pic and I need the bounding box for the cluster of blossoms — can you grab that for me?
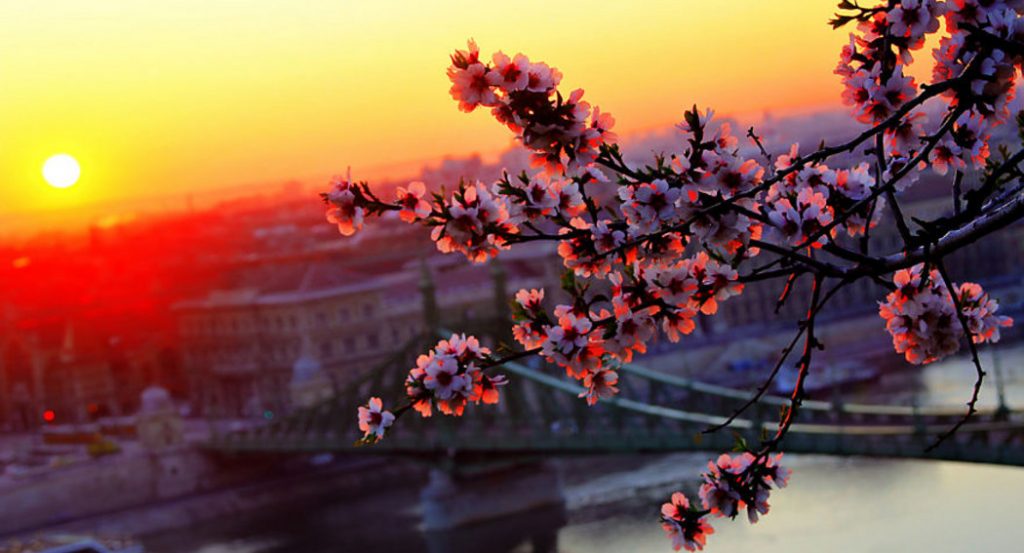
[403,333,508,418]
[448,40,616,174]
[505,245,747,401]
[498,172,589,223]
[429,181,518,263]
[766,145,883,242]
[659,452,790,551]
[512,289,621,404]
[835,3,929,125]
[879,263,1012,364]
[835,0,1024,183]
[356,335,508,441]
[935,1,1024,121]
[666,112,766,259]
[333,5,1024,547]
[698,452,791,523]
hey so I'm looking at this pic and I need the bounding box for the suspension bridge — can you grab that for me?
[205,328,1024,466]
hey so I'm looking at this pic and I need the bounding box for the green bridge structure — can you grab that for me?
[206,327,1024,467]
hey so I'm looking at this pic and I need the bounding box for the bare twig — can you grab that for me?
[927,257,987,452]
[705,275,848,435]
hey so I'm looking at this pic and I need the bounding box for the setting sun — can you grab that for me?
[42,154,81,189]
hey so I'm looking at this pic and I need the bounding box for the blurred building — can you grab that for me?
[0,319,175,429]
[174,244,560,418]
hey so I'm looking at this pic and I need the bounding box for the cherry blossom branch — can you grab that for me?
[341,6,1024,547]
[748,240,846,277]
[864,188,1024,275]
[959,22,1024,57]
[793,105,968,251]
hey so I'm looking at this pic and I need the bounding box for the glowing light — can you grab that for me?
[43,409,56,423]
[42,154,80,188]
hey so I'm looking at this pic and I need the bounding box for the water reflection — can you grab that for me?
[841,342,1024,408]
[143,481,566,553]
[560,455,1024,553]
[423,504,565,553]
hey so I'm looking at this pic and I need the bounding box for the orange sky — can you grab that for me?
[1,1,858,226]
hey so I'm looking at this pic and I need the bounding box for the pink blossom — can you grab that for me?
[661,306,698,343]
[524,60,562,93]
[423,354,472,401]
[951,112,992,169]
[325,177,365,236]
[579,368,619,405]
[701,152,764,199]
[515,288,545,313]
[884,112,927,157]
[541,305,604,378]
[661,492,715,552]
[512,320,546,349]
[766,188,834,247]
[604,298,656,363]
[551,177,587,218]
[447,41,498,112]
[486,51,530,92]
[558,219,614,279]
[929,137,965,176]
[620,179,683,234]
[957,282,1013,343]
[471,373,508,405]
[544,306,593,353]
[827,162,875,202]
[396,181,431,223]
[357,397,395,441]
[887,0,944,41]
[431,181,517,263]
[698,257,744,314]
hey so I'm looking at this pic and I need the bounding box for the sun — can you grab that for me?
[42,154,81,189]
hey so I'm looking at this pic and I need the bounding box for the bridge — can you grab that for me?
[205,328,1024,467]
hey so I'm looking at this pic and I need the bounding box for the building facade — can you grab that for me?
[174,245,559,418]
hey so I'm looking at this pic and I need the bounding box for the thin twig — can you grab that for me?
[927,257,987,452]
[768,274,824,445]
[704,276,848,434]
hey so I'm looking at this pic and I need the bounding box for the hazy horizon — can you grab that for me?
[2,102,863,239]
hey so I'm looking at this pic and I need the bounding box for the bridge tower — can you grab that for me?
[419,257,440,334]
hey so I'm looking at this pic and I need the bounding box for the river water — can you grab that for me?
[144,344,1024,553]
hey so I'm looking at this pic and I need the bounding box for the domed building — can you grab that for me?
[136,385,183,451]
[140,385,174,414]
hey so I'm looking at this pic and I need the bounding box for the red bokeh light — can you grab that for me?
[42,409,56,423]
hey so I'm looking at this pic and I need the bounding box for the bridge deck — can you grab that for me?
[206,331,1024,466]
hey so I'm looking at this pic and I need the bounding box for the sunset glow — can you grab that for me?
[0,1,862,227]
[3,3,1024,550]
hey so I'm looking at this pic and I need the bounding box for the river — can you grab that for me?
[142,343,1024,553]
